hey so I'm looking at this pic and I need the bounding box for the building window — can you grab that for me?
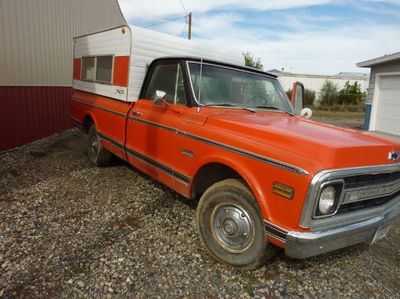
[81,56,113,84]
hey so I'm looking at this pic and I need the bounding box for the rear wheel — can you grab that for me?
[87,125,112,167]
[197,179,277,270]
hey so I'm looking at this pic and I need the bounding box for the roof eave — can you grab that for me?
[357,52,400,68]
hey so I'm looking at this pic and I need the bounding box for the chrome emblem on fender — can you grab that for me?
[389,151,399,161]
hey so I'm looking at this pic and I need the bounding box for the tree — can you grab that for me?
[319,80,339,105]
[337,81,366,105]
[286,88,316,107]
[243,51,264,70]
[241,52,266,102]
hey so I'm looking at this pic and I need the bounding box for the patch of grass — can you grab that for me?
[312,110,365,120]
[74,264,91,274]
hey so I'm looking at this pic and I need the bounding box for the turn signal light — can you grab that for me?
[272,182,294,199]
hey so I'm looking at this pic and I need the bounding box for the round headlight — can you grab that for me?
[319,185,336,214]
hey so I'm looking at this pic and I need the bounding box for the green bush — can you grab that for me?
[286,88,316,107]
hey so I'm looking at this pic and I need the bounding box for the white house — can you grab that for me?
[357,52,400,137]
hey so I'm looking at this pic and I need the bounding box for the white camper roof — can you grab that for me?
[127,26,243,101]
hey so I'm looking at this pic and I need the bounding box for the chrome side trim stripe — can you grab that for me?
[70,117,83,129]
[128,116,176,132]
[71,98,127,117]
[179,131,308,175]
[97,132,191,185]
[129,116,308,175]
[264,220,289,243]
[98,133,124,150]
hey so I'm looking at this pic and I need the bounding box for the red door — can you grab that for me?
[125,61,189,190]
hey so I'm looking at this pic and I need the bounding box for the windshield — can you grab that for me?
[188,62,294,113]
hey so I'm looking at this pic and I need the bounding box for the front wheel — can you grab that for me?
[196,179,277,270]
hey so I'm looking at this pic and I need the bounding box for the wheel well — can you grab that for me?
[83,115,94,133]
[191,163,243,200]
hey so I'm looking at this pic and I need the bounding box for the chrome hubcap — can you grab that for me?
[89,132,98,158]
[212,204,254,253]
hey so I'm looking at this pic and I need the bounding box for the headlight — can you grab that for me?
[319,186,336,214]
[314,181,344,218]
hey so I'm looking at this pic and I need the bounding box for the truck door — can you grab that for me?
[125,60,189,189]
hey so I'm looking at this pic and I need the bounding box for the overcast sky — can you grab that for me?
[118,0,400,75]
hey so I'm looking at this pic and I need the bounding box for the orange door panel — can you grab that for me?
[125,99,178,188]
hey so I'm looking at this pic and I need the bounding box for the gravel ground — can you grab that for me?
[1,128,400,298]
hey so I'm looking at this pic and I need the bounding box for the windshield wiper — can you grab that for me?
[204,103,255,113]
[255,105,294,116]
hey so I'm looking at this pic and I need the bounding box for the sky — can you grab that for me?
[118,0,400,75]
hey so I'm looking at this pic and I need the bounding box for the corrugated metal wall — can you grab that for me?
[0,87,72,151]
[0,0,126,86]
[0,0,127,151]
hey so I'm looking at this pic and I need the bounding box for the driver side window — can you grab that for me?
[144,63,186,105]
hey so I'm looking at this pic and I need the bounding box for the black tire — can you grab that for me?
[87,125,112,167]
[197,179,277,270]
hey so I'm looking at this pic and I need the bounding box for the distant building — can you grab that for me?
[268,70,369,104]
[357,52,400,137]
[0,0,126,152]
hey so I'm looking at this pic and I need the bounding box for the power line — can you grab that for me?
[142,16,185,28]
[181,18,187,37]
[178,0,189,15]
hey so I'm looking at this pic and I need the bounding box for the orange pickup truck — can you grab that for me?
[71,26,400,270]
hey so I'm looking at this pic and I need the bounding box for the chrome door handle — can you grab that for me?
[131,111,142,116]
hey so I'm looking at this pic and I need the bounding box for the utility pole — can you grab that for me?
[188,12,192,40]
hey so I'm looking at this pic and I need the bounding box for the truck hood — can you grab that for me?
[204,111,400,175]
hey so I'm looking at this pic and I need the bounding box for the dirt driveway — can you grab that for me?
[1,126,399,298]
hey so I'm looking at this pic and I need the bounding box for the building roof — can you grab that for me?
[357,51,400,68]
[267,70,369,81]
[335,72,369,78]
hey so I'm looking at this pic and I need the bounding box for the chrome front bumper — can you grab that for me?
[284,196,400,259]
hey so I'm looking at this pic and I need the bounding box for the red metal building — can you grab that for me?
[0,0,127,152]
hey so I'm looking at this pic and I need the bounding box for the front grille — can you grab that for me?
[344,171,400,188]
[337,189,400,214]
[335,171,400,214]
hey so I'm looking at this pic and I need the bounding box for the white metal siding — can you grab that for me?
[74,27,131,58]
[374,75,400,136]
[73,27,131,100]
[0,0,126,86]
[365,60,400,105]
[127,26,244,102]
[73,80,128,101]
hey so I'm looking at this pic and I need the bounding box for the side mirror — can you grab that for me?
[300,107,312,120]
[291,81,312,119]
[153,90,166,106]
[291,81,304,114]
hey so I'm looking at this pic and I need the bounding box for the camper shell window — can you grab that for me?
[81,56,114,84]
[81,57,95,81]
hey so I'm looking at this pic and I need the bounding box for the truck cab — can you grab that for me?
[71,26,400,270]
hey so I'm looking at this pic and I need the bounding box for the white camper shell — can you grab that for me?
[73,26,243,102]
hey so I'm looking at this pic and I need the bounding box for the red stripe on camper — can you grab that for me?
[113,56,129,87]
[73,58,81,80]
